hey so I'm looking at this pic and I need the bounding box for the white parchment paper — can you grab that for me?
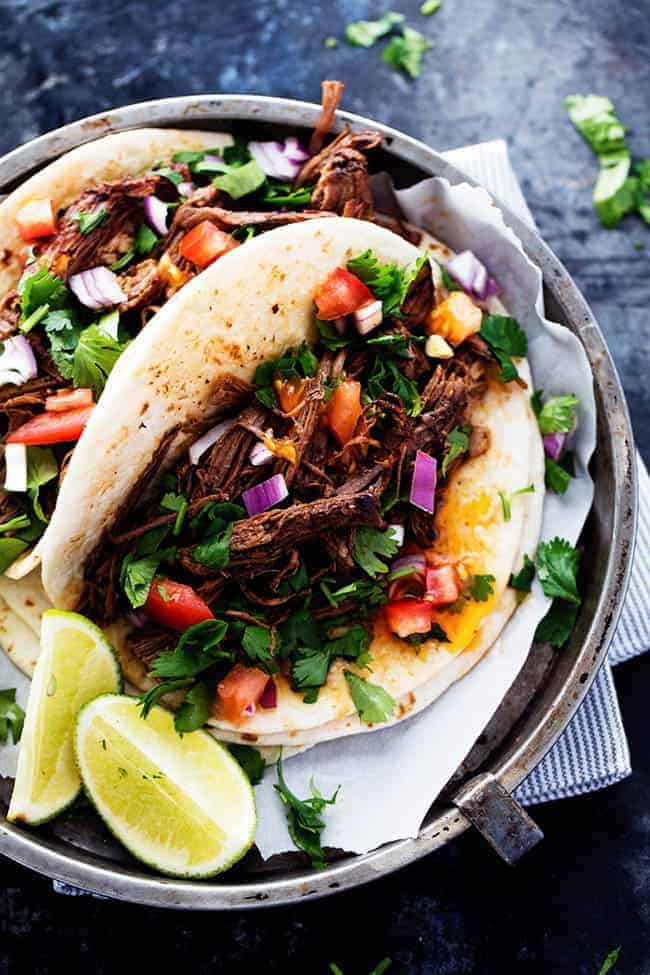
[0,176,596,861]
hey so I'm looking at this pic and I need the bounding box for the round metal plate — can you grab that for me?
[0,95,637,909]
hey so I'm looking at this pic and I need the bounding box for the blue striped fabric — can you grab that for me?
[443,140,646,804]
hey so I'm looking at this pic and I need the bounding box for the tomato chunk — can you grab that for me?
[314,268,374,320]
[16,198,56,242]
[217,664,271,724]
[427,292,482,346]
[144,578,214,631]
[274,377,305,413]
[7,405,94,445]
[178,221,238,268]
[385,598,433,639]
[424,564,460,606]
[45,388,94,413]
[326,379,363,446]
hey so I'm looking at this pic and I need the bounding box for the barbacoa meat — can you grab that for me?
[294,128,382,219]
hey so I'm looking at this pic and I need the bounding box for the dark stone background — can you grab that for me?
[0,1,648,972]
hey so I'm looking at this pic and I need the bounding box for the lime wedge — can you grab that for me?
[8,610,122,825]
[74,695,256,878]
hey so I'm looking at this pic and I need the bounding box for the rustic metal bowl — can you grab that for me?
[0,95,637,909]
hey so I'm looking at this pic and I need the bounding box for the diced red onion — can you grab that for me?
[390,553,426,576]
[250,440,273,467]
[242,473,288,517]
[243,702,256,716]
[0,336,38,388]
[188,419,234,465]
[69,267,126,310]
[543,432,567,461]
[260,678,277,709]
[446,250,500,301]
[204,154,224,164]
[177,181,195,198]
[248,138,309,180]
[410,451,437,514]
[4,443,27,493]
[387,523,405,549]
[388,553,427,600]
[354,299,383,335]
[143,195,168,236]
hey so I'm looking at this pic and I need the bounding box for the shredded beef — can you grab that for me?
[294,128,382,219]
[0,290,20,340]
[309,80,346,156]
[118,258,163,313]
[401,258,435,330]
[127,628,175,667]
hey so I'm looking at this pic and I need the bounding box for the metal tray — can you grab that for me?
[0,95,637,909]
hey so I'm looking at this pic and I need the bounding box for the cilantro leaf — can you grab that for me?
[597,947,621,975]
[150,165,183,186]
[535,599,579,649]
[499,484,535,522]
[291,646,331,691]
[149,619,231,679]
[0,538,29,573]
[213,159,266,200]
[274,756,339,870]
[76,209,109,235]
[545,456,573,494]
[192,521,234,569]
[345,11,404,47]
[353,526,400,578]
[317,319,353,351]
[279,605,321,657]
[19,266,69,326]
[72,324,128,398]
[135,223,159,256]
[366,356,421,416]
[138,677,193,719]
[260,181,314,207]
[468,574,496,602]
[382,27,432,79]
[479,315,528,383]
[0,688,25,744]
[0,513,31,535]
[120,549,175,608]
[421,0,441,12]
[229,744,266,785]
[254,342,318,407]
[536,537,580,604]
[509,554,536,594]
[173,681,211,734]
[405,621,449,646]
[343,670,395,724]
[346,250,427,317]
[442,424,471,477]
[320,577,387,608]
[242,625,278,675]
[26,446,58,522]
[536,394,579,435]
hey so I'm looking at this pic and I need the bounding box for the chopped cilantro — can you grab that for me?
[0,688,25,744]
[274,756,339,870]
[499,484,535,522]
[149,619,231,679]
[291,646,331,691]
[441,424,471,477]
[138,677,193,719]
[174,681,211,734]
[535,598,579,649]
[353,526,400,578]
[535,393,579,435]
[279,605,322,657]
[19,266,69,327]
[509,553,536,597]
[468,574,496,602]
[545,455,573,494]
[242,625,278,675]
[72,324,128,398]
[536,537,580,604]
[260,181,314,207]
[343,670,395,724]
[479,315,528,383]
[26,446,58,522]
[347,250,427,317]
[597,947,621,975]
[150,165,183,186]
[317,319,352,351]
[120,548,175,608]
[229,744,266,785]
[75,209,109,235]
[366,331,410,356]
[254,342,318,407]
[320,577,387,608]
[366,355,421,416]
[382,27,432,79]
[345,11,404,47]
[213,159,266,200]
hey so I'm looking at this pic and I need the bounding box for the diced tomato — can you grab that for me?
[178,221,239,268]
[314,267,374,320]
[16,198,56,242]
[427,292,482,346]
[217,664,271,724]
[326,379,363,446]
[424,564,460,607]
[274,377,305,413]
[45,388,94,413]
[385,598,433,639]
[7,405,94,445]
[144,578,214,631]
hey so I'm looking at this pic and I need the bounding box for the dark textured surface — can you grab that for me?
[1,0,649,971]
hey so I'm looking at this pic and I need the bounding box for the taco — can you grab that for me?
[37,214,544,745]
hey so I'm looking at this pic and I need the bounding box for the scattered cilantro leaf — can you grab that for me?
[213,159,266,200]
[382,27,432,79]
[545,456,573,494]
[320,577,387,608]
[345,11,404,47]
[260,181,314,207]
[366,355,421,416]
[468,574,496,602]
[150,165,183,186]
[138,677,192,719]
[509,554,536,595]
[229,743,266,785]
[174,681,211,734]
[536,537,580,604]
[120,549,175,608]
[193,522,234,569]
[76,209,109,235]
[291,646,331,691]
[597,947,621,975]
[343,669,395,724]
[499,484,535,522]
[242,625,278,675]
[442,424,470,477]
[279,605,322,657]
[347,250,427,317]
[0,688,25,744]
[72,324,128,398]
[354,526,400,578]
[274,756,339,870]
[254,342,318,407]
[19,266,69,327]
[479,315,528,383]
[535,599,579,649]
[150,619,231,679]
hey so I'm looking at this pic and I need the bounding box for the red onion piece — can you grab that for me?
[0,336,38,388]
[250,440,273,467]
[354,299,383,335]
[260,678,277,709]
[69,267,126,310]
[410,451,437,514]
[143,195,168,236]
[248,138,309,180]
[4,443,27,492]
[188,419,234,465]
[543,432,567,461]
[242,473,288,517]
[177,181,195,198]
[446,250,500,301]
[390,553,426,576]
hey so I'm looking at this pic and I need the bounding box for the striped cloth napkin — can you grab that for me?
[443,139,648,804]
